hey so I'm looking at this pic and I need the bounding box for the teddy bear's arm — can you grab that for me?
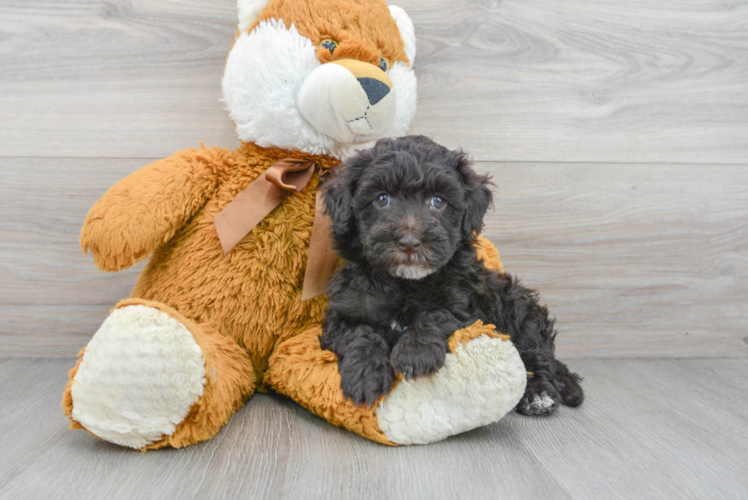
[80,148,229,272]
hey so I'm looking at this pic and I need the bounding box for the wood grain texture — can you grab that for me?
[1,358,746,499]
[2,158,747,358]
[0,0,239,159]
[1,0,747,162]
[479,161,748,359]
[405,0,748,163]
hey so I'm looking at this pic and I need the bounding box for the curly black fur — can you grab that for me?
[320,135,584,413]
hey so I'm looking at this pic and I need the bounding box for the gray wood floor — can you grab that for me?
[1,357,746,499]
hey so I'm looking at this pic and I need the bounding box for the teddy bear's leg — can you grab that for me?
[265,321,526,446]
[62,298,255,450]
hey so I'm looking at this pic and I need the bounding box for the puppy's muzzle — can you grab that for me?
[296,59,396,144]
[397,234,421,255]
[389,230,432,279]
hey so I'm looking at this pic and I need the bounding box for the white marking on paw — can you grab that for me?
[71,305,206,449]
[522,392,556,414]
[391,320,407,334]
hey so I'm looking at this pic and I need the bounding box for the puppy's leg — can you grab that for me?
[390,310,459,379]
[519,358,584,414]
[491,275,584,416]
[322,324,395,407]
[518,358,562,416]
[553,359,585,407]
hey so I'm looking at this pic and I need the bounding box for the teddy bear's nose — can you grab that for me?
[357,77,390,106]
[327,59,393,105]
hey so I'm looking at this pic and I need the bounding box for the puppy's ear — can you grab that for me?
[456,153,493,239]
[323,151,371,237]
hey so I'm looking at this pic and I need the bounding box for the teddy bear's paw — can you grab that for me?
[70,305,206,449]
[374,334,526,445]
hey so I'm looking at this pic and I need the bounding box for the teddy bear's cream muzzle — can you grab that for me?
[297,58,397,145]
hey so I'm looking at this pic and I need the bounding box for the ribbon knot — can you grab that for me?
[213,158,338,301]
[265,158,318,193]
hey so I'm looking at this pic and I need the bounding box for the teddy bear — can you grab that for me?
[62,0,528,449]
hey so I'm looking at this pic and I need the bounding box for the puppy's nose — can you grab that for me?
[357,78,390,105]
[397,235,421,254]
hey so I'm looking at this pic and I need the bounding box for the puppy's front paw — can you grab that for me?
[391,333,447,379]
[516,379,560,416]
[339,354,395,407]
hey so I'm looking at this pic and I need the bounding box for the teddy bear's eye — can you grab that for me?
[321,39,338,54]
[430,196,446,210]
[374,193,391,208]
[378,57,389,72]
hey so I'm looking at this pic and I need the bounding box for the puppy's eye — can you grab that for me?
[430,196,447,210]
[321,39,338,54]
[374,193,391,208]
[378,57,389,72]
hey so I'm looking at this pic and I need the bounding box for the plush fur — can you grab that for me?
[238,0,271,32]
[70,304,207,449]
[62,0,527,450]
[224,0,417,158]
[320,136,584,412]
[374,324,526,445]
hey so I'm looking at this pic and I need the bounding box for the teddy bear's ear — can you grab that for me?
[388,6,416,66]
[237,0,271,32]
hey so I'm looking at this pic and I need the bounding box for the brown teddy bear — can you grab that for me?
[62,0,527,449]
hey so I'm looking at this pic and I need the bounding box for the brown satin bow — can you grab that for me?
[213,158,338,301]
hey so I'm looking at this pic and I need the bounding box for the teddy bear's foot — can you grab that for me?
[68,303,205,448]
[63,298,255,450]
[375,321,527,445]
[266,321,526,446]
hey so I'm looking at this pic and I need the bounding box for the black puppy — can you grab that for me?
[320,135,583,415]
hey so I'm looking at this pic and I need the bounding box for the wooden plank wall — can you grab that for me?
[1,0,746,358]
